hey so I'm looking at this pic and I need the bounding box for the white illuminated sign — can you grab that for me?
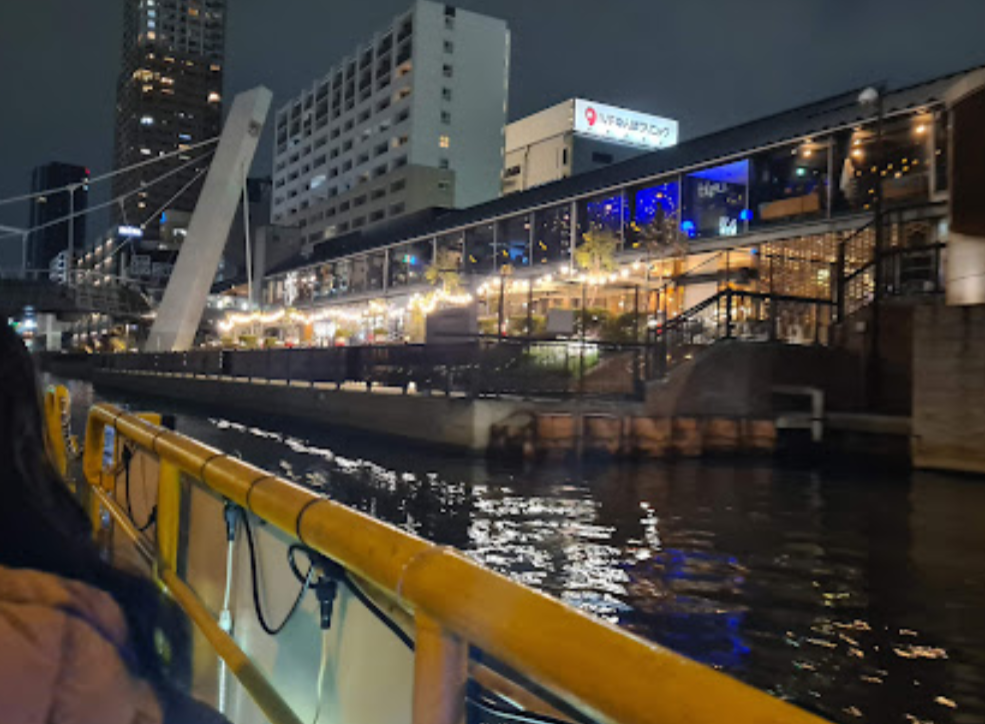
[573,99,678,150]
[118,225,144,238]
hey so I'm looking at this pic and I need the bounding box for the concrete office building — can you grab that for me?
[503,99,679,195]
[112,0,227,234]
[271,1,510,248]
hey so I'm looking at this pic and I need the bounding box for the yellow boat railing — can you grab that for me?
[54,393,828,724]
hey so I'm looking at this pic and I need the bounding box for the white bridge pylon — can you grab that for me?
[145,86,273,352]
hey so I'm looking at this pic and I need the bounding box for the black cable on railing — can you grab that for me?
[241,512,316,636]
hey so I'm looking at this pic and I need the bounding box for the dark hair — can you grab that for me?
[0,324,184,686]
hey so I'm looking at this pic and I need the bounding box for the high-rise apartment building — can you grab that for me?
[27,162,89,272]
[272,1,510,247]
[113,0,226,235]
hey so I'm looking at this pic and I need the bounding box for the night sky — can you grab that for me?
[2,0,984,260]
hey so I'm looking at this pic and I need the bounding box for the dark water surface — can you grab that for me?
[53,377,985,724]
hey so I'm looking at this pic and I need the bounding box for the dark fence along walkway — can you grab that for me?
[94,341,647,400]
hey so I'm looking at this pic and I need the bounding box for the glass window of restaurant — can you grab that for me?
[681,159,749,240]
[748,139,829,228]
[531,204,571,267]
[831,113,932,215]
[388,238,433,288]
[329,259,352,298]
[496,213,531,270]
[436,231,465,272]
[576,191,625,247]
[626,178,680,253]
[464,223,495,275]
[350,251,386,294]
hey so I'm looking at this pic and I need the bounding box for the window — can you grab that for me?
[389,202,406,217]
[357,152,370,165]
[391,179,406,193]
[681,159,749,239]
[339,201,351,212]
[439,135,451,149]
[370,210,386,223]
[393,155,408,170]
[372,187,386,200]
[396,108,410,124]
[343,140,353,151]
[443,40,454,53]
[375,142,388,156]
[442,64,453,78]
[314,154,327,166]
[342,160,353,172]
[438,180,452,192]
[444,16,454,30]
[441,110,452,125]
[352,217,365,229]
[592,152,615,164]
[373,164,387,177]
[354,195,367,207]
[441,87,452,101]
[439,158,450,170]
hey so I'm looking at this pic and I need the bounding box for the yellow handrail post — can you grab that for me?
[82,410,108,532]
[412,614,468,724]
[157,459,182,574]
[43,386,70,480]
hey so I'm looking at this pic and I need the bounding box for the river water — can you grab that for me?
[53,376,985,724]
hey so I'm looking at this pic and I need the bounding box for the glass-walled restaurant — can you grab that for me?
[233,104,948,347]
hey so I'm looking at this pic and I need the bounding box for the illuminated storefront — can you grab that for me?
[220,70,963,347]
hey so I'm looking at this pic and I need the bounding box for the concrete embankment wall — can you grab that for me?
[92,370,522,452]
[913,305,985,474]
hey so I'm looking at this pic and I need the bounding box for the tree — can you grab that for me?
[574,228,619,277]
[425,249,462,293]
[574,228,619,305]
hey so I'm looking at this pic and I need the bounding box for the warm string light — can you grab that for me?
[219,290,474,333]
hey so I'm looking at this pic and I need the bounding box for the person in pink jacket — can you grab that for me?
[0,324,227,724]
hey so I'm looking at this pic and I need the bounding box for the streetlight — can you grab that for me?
[0,224,30,278]
[858,85,886,409]
[858,86,885,277]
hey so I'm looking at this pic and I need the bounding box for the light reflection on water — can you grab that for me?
[55,377,985,724]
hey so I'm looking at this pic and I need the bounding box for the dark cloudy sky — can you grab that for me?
[1,0,984,254]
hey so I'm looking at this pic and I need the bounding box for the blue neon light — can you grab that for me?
[681,220,696,236]
[739,209,753,222]
[633,182,679,227]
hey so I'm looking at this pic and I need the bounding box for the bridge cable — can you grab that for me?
[139,164,211,231]
[0,135,221,209]
[0,150,215,244]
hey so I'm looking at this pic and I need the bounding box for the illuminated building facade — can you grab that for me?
[220,67,977,347]
[272,1,510,247]
[112,0,226,235]
[503,99,679,195]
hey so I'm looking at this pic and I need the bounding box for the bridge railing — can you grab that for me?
[54,394,829,724]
